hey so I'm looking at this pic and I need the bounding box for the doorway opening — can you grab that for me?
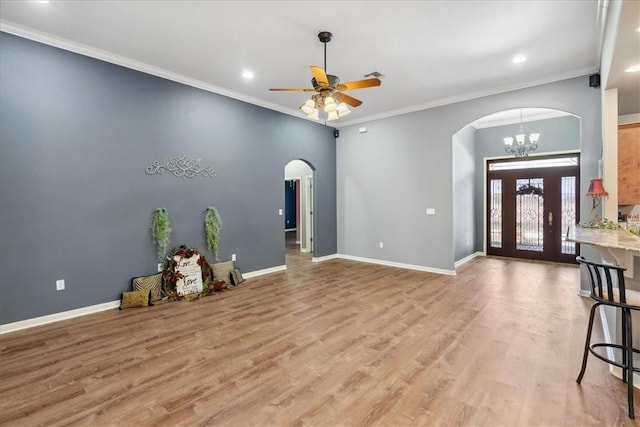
[284,160,314,262]
[486,153,580,263]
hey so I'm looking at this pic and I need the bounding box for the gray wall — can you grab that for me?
[473,115,581,251]
[453,125,477,262]
[0,32,337,324]
[337,77,601,273]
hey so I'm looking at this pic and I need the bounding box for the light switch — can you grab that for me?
[278,209,283,216]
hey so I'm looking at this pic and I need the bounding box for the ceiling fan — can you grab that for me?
[269,31,382,121]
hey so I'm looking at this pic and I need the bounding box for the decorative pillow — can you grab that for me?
[210,261,234,286]
[231,268,245,286]
[120,290,152,309]
[132,273,163,301]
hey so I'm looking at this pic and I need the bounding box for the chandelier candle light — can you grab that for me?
[504,109,540,157]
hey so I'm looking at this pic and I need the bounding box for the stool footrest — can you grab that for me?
[589,342,640,373]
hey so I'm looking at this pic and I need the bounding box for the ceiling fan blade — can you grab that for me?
[337,93,363,107]
[269,88,316,92]
[310,66,329,86]
[337,78,381,91]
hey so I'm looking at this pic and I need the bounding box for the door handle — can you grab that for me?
[548,212,553,226]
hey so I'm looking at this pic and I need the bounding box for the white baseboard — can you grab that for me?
[1,264,288,334]
[455,251,484,268]
[312,254,339,263]
[242,264,286,279]
[0,300,121,335]
[336,254,456,276]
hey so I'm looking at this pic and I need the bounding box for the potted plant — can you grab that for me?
[151,208,172,262]
[204,206,223,261]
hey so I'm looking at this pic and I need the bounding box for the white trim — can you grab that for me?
[0,300,120,335]
[578,289,591,297]
[336,254,456,276]
[455,251,484,268]
[312,254,339,263]
[0,22,596,132]
[242,264,286,279]
[618,114,640,125]
[0,22,303,121]
[335,68,596,128]
[1,264,287,334]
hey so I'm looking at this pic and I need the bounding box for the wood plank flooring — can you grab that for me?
[1,250,638,426]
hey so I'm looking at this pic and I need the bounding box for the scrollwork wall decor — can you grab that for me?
[146,154,216,179]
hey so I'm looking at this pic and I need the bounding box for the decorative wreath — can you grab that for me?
[162,245,226,301]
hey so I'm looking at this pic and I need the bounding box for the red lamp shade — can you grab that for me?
[586,178,608,197]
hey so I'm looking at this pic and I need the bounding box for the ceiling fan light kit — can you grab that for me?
[270,31,382,122]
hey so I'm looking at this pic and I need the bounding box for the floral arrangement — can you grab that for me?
[161,245,226,301]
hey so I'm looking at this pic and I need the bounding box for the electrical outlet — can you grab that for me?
[56,279,65,291]
[231,253,236,261]
[278,209,283,216]
[426,208,436,215]
[157,263,163,272]
[379,242,384,248]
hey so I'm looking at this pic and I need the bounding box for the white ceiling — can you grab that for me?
[0,1,637,128]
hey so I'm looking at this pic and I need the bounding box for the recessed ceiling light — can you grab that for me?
[512,55,527,64]
[242,70,255,79]
[625,64,640,73]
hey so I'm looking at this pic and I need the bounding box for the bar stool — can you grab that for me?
[576,256,640,419]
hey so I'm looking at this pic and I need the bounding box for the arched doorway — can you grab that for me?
[284,160,314,258]
[453,107,582,265]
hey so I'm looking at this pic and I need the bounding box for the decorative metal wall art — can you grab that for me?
[146,154,216,179]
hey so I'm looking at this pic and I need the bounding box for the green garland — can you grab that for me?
[578,218,621,230]
[151,208,172,261]
[204,207,223,261]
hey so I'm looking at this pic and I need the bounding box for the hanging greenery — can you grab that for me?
[151,208,172,261]
[204,206,223,261]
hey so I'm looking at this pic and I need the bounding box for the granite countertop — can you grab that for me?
[567,225,640,253]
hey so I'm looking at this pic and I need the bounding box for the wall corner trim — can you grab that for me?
[454,252,485,268]
[242,264,287,279]
[312,254,339,263]
[0,300,121,335]
[336,254,456,276]
[1,264,288,334]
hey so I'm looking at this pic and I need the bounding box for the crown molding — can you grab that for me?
[1,21,597,131]
[0,21,305,120]
[335,67,597,129]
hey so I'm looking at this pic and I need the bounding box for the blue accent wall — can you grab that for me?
[0,32,337,324]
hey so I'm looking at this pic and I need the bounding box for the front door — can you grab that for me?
[486,154,580,263]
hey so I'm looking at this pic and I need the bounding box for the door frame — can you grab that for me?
[302,175,314,253]
[482,150,581,256]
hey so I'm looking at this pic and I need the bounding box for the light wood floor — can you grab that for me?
[1,251,638,426]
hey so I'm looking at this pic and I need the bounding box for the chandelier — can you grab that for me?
[299,93,351,121]
[504,109,540,157]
